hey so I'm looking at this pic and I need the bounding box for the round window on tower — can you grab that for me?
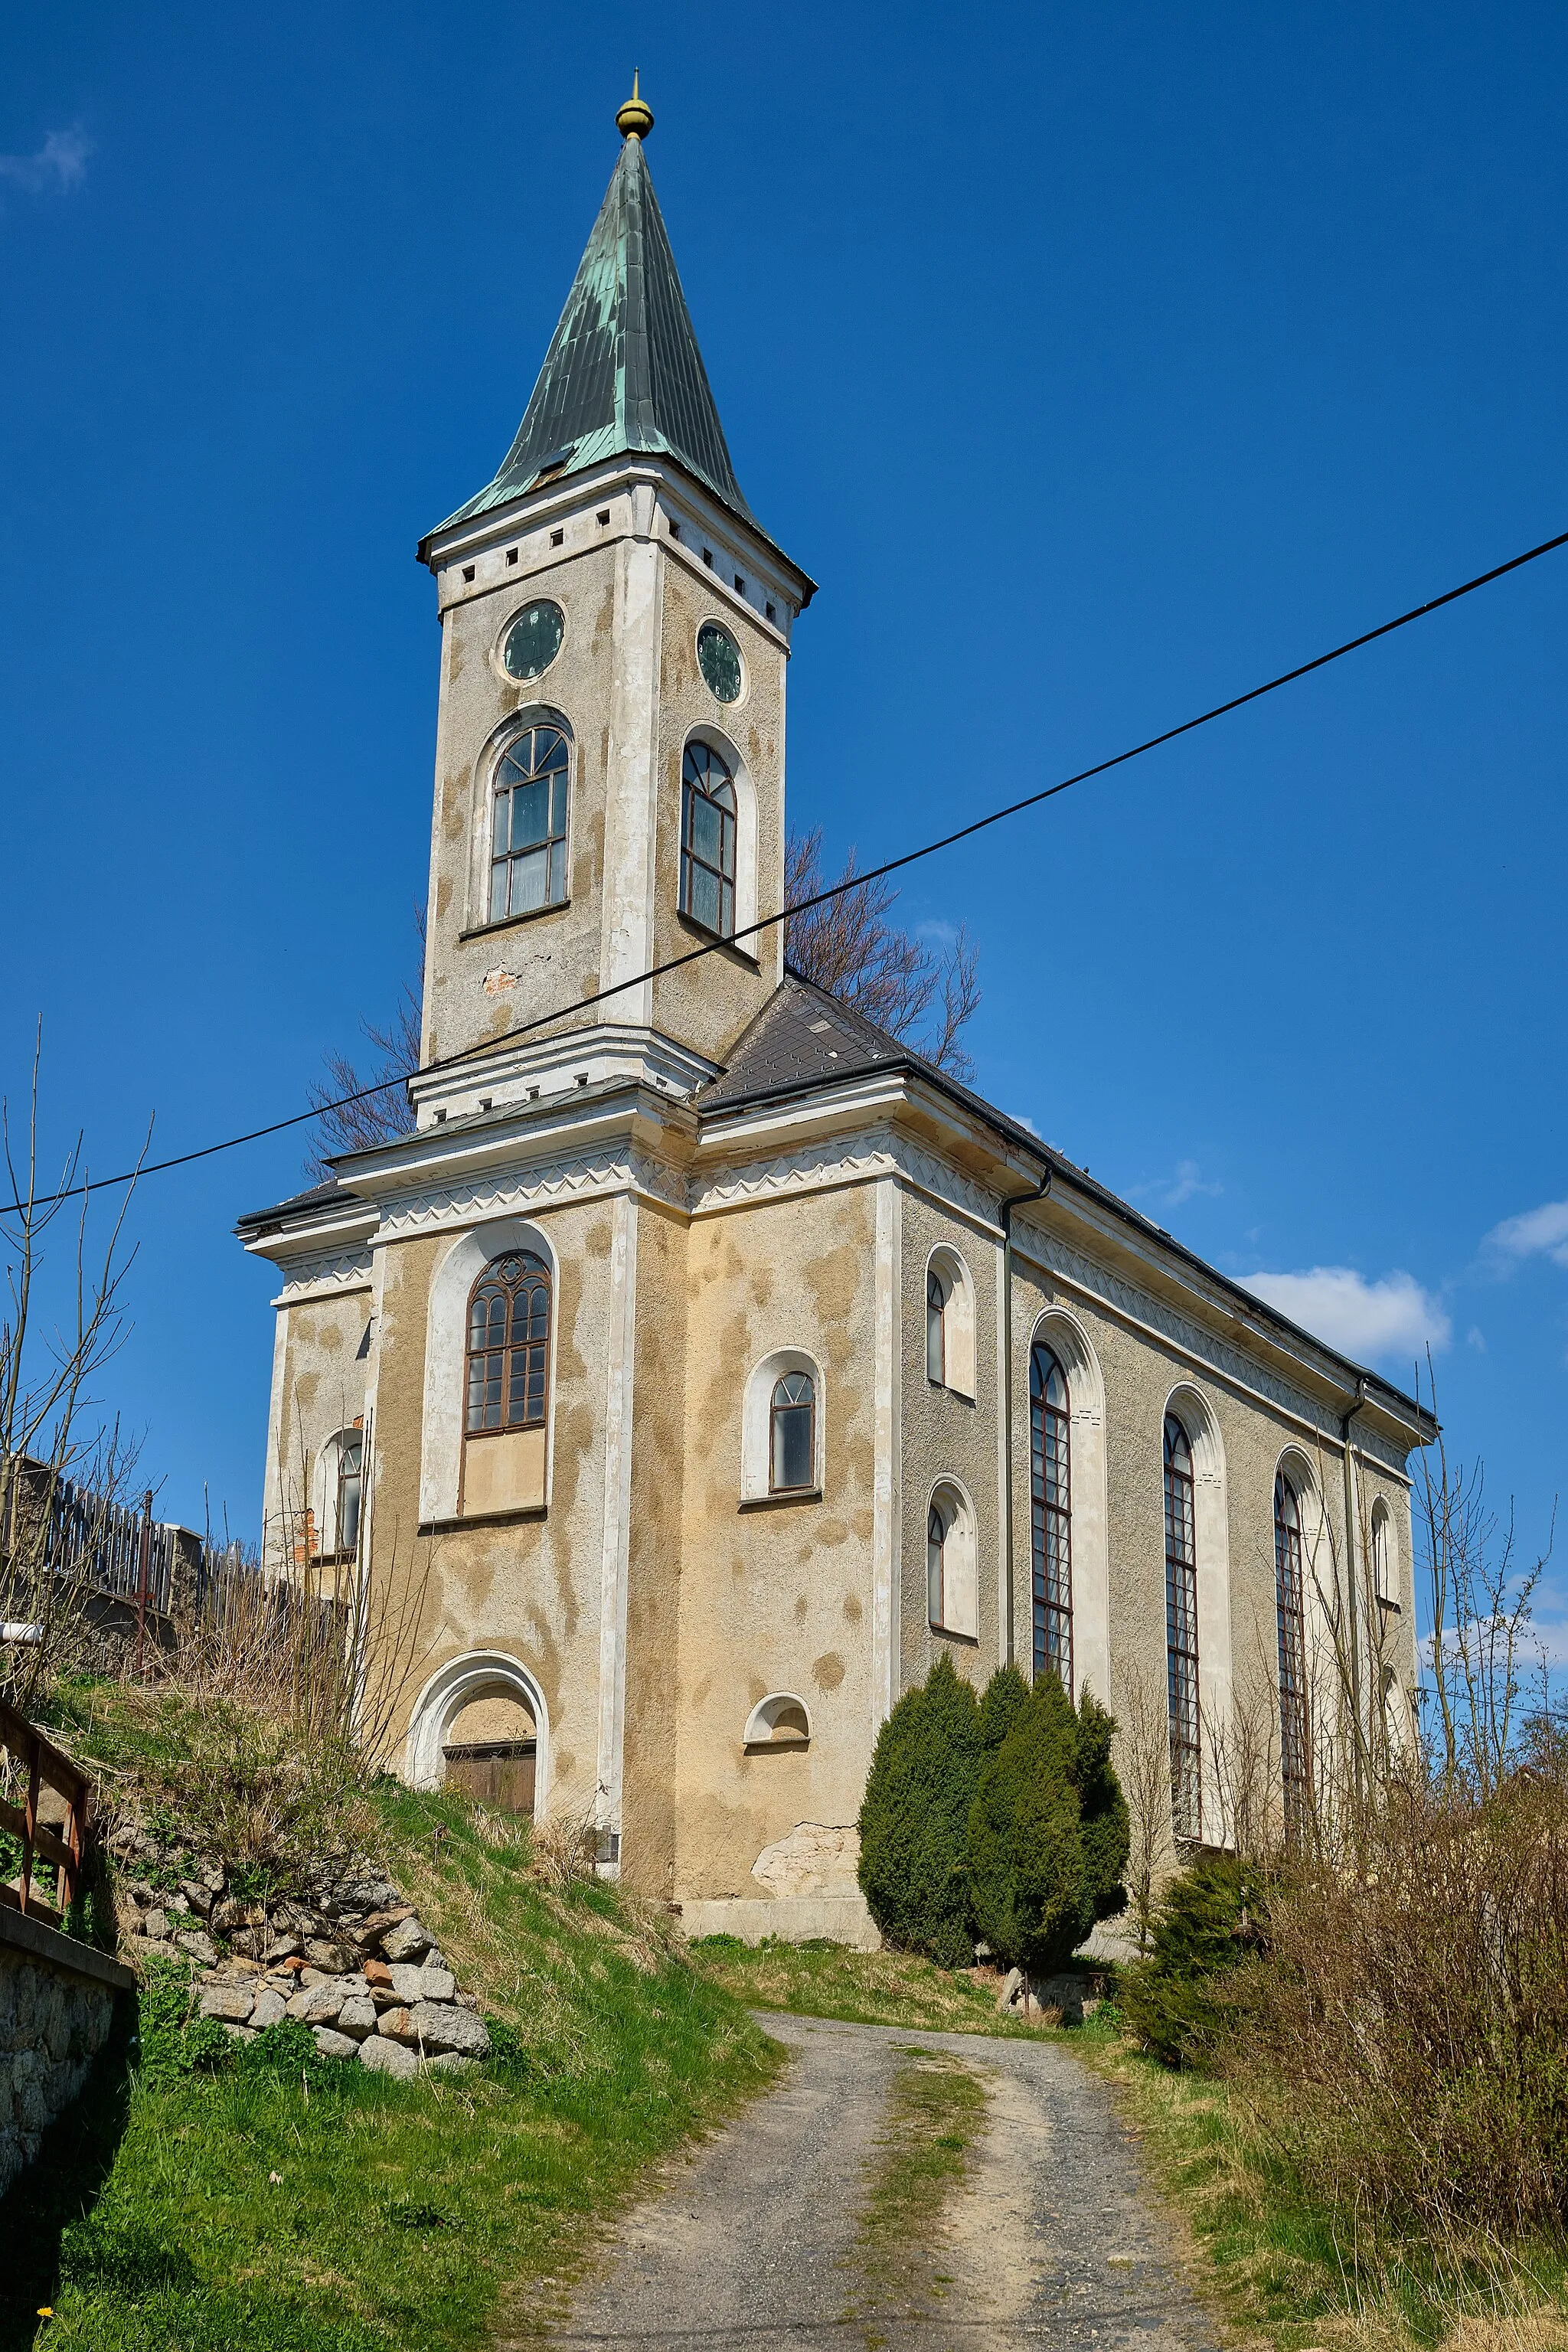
[697,619,743,704]
[502,601,565,682]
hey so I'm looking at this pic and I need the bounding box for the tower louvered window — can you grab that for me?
[465,1253,551,1436]
[680,741,737,936]
[1164,1414,1201,1839]
[1274,1473,1310,1838]
[1029,1343,1073,1690]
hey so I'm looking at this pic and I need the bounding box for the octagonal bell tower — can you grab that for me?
[412,84,815,1130]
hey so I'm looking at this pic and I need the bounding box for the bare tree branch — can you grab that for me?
[305,907,425,1181]
[783,830,981,1075]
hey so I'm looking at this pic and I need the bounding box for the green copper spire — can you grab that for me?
[426,90,754,545]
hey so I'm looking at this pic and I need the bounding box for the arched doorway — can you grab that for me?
[405,1651,550,1819]
[442,1688,537,1815]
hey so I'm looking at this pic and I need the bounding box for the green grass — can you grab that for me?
[7,1782,780,2352]
[841,2047,988,2350]
[689,1933,1096,2037]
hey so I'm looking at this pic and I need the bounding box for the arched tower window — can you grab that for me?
[1371,1503,1399,1610]
[681,740,737,936]
[1163,1413,1201,1838]
[927,1498,949,1628]
[769,1370,815,1492]
[1029,1342,1073,1690]
[465,1253,551,1437]
[490,724,570,920]
[1274,1472,1310,1837]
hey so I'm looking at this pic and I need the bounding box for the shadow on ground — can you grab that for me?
[0,1988,139,2351]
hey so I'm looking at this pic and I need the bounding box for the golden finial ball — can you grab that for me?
[616,71,653,140]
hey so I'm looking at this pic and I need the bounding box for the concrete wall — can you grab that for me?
[0,1907,131,2200]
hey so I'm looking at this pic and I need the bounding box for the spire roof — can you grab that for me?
[426,113,755,547]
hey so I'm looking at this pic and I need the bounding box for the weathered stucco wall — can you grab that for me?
[264,1287,373,1560]
[671,1183,879,1905]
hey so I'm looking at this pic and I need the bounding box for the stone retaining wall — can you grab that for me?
[0,1906,133,2200]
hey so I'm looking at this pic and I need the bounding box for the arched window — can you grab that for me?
[1274,1472,1310,1835]
[927,1498,949,1628]
[926,1481,978,1638]
[769,1371,815,1492]
[1163,1414,1201,1838]
[315,1426,364,1559]
[1030,1343,1073,1690]
[926,1266,946,1384]
[490,724,570,920]
[680,740,737,936]
[1371,1503,1398,1610]
[465,1253,551,1436]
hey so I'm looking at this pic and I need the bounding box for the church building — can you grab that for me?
[238,87,1432,1944]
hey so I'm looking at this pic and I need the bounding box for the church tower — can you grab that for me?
[410,83,815,1127]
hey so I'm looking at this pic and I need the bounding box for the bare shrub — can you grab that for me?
[1112,1656,1171,1953]
[1236,1769,1568,2239]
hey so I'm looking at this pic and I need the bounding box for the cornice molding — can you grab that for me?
[273,1246,375,1307]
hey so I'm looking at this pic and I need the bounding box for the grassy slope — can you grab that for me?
[689,1935,1072,2036]
[8,1784,779,2352]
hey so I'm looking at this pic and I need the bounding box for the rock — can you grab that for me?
[380,1917,430,1965]
[199,1982,256,2025]
[411,2001,491,2060]
[312,2027,359,2062]
[304,1939,353,1974]
[181,1880,214,1918]
[354,1906,413,1951]
[363,1959,394,1988]
[176,1931,218,1967]
[996,1967,1024,2014]
[376,2006,417,2046]
[143,1909,168,1942]
[222,2022,258,2043]
[334,1974,371,2003]
[358,2035,417,2080]
[389,1964,456,2005]
[168,1893,191,1916]
[336,1998,377,2042]
[128,1936,184,1963]
[227,1929,263,1959]
[263,1937,302,1965]
[250,1988,289,2031]
[426,2052,481,2075]
[286,1984,343,2026]
[456,1992,480,2012]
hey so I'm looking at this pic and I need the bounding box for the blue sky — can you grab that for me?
[2,5,1564,1628]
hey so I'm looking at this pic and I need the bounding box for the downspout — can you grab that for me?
[998,1162,1052,1669]
[1340,1375,1369,1808]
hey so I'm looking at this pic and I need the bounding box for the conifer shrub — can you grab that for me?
[857,1653,982,1965]
[967,1676,1130,1975]
[1119,1853,1266,2068]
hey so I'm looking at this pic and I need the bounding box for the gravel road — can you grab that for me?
[538,2012,1220,2352]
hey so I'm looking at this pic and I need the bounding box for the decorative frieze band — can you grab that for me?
[275,1247,375,1305]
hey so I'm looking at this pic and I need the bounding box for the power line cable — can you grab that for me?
[7,521,1567,1220]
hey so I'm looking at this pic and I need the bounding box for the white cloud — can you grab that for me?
[1008,1110,1040,1138]
[1129,1158,1223,1210]
[0,127,92,195]
[1483,1198,1568,1272]
[1237,1266,1451,1364]
[1465,1325,1487,1353]
[916,918,959,949]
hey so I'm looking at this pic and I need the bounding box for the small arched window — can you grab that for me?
[1030,1343,1073,1690]
[927,1498,949,1628]
[317,1426,364,1559]
[491,724,570,920]
[926,1266,946,1384]
[769,1371,815,1492]
[1274,1472,1310,1836]
[466,1253,551,1436]
[1371,1504,1399,1610]
[1163,1414,1201,1839]
[680,740,737,936]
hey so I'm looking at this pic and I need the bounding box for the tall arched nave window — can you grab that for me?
[680,740,737,936]
[1029,1341,1073,1690]
[1163,1414,1201,1838]
[490,724,570,920]
[1273,1472,1310,1837]
[465,1252,551,1439]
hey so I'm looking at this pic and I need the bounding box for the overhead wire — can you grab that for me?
[5,520,1567,1220]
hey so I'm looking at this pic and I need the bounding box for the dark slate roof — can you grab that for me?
[234,1178,350,1238]
[425,131,754,547]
